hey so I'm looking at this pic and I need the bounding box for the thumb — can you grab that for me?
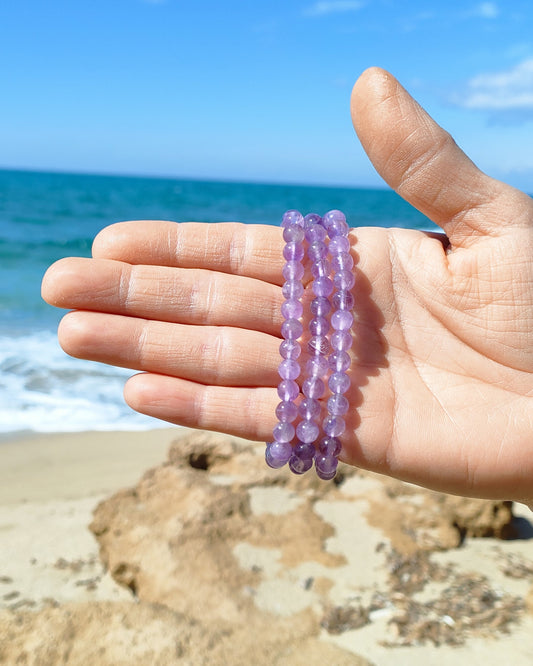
[351,67,532,248]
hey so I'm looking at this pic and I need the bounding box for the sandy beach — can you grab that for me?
[1,428,532,665]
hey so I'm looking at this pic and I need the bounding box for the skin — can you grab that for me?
[41,68,533,505]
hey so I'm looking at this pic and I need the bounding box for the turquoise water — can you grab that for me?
[0,168,433,433]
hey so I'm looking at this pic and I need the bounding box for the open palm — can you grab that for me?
[42,68,533,504]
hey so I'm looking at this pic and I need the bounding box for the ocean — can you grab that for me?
[0,168,434,434]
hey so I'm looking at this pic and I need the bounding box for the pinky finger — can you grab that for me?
[124,373,277,442]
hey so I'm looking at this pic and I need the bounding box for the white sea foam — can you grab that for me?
[0,330,163,434]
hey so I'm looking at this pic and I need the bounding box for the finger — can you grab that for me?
[124,373,276,441]
[92,221,286,284]
[351,67,533,246]
[42,257,283,337]
[58,311,280,386]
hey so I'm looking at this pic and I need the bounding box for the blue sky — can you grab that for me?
[1,0,533,189]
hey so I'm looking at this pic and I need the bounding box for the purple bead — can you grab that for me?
[305,355,329,377]
[273,421,295,443]
[293,441,316,459]
[281,318,303,340]
[277,379,299,402]
[328,218,349,238]
[275,400,298,422]
[331,309,354,331]
[328,235,350,255]
[323,209,346,230]
[299,397,321,420]
[279,339,301,360]
[315,454,338,480]
[289,454,314,475]
[323,415,346,437]
[265,441,292,468]
[331,252,354,272]
[308,335,331,356]
[282,280,304,300]
[283,241,305,262]
[281,299,303,320]
[312,276,333,297]
[282,260,304,281]
[278,358,300,381]
[282,210,304,227]
[327,394,349,416]
[332,290,354,311]
[303,213,323,228]
[329,350,351,373]
[311,258,331,278]
[283,225,305,243]
[296,419,320,444]
[310,297,331,317]
[333,269,355,291]
[308,241,328,261]
[305,224,327,243]
[329,372,351,394]
[309,315,330,336]
[303,376,325,399]
[318,436,342,457]
[331,330,352,351]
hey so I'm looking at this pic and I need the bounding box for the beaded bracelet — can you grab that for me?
[265,209,353,480]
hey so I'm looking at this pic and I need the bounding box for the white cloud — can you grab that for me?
[472,2,499,19]
[304,1,364,17]
[459,59,533,111]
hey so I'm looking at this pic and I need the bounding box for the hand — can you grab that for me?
[42,68,533,504]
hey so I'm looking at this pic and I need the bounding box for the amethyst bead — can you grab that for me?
[273,421,295,443]
[329,371,351,394]
[283,224,304,243]
[289,454,314,475]
[302,376,325,399]
[282,260,304,281]
[282,210,304,227]
[308,335,331,356]
[331,252,354,272]
[283,241,305,262]
[312,276,334,297]
[329,350,351,373]
[279,339,301,360]
[275,400,298,422]
[277,379,299,402]
[282,280,304,300]
[293,441,316,459]
[309,315,330,336]
[266,441,293,468]
[310,297,332,317]
[278,358,300,381]
[327,394,349,416]
[331,330,352,351]
[331,309,354,331]
[323,415,346,437]
[318,436,342,457]
[328,235,350,255]
[299,397,321,420]
[296,419,320,444]
[281,318,303,340]
[315,454,339,480]
[332,290,354,311]
[281,298,303,320]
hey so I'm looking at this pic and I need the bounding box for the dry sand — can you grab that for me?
[0,428,532,665]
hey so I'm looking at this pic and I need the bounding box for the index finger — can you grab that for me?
[92,221,286,285]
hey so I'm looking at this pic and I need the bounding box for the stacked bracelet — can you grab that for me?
[265,209,353,480]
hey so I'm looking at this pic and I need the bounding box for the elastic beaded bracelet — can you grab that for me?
[265,210,305,469]
[315,210,353,480]
[266,209,353,480]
